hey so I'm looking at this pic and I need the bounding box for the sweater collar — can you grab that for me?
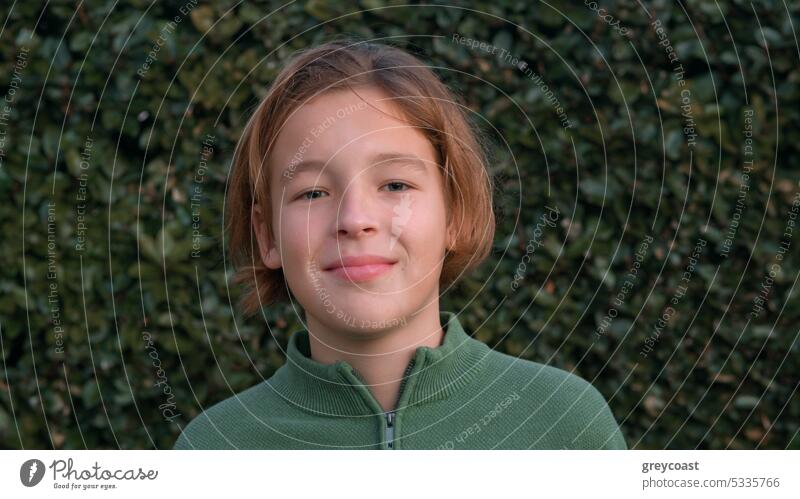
[268,310,490,417]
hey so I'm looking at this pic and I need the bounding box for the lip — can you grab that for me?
[323,255,397,283]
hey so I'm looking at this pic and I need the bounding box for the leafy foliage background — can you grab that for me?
[1,0,799,449]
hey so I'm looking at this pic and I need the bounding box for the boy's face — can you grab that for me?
[253,86,453,332]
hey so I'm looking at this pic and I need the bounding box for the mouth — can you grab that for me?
[323,255,398,283]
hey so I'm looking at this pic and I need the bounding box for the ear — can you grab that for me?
[252,203,282,270]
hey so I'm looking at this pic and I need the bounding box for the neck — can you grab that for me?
[305,304,445,412]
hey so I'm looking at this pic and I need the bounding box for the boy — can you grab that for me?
[174,39,626,450]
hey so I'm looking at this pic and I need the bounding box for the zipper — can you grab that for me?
[352,357,417,450]
[383,357,416,450]
[385,411,396,449]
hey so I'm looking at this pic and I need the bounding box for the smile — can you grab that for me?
[326,262,395,282]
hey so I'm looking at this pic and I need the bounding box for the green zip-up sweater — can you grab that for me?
[173,311,627,449]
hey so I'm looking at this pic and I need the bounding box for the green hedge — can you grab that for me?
[2,0,799,449]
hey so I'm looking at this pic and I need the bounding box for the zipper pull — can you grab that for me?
[385,411,395,449]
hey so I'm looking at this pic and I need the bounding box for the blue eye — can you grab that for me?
[299,190,327,201]
[384,182,411,192]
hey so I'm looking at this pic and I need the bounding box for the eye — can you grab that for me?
[297,189,328,201]
[384,181,411,192]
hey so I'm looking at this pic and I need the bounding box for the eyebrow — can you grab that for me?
[279,152,429,185]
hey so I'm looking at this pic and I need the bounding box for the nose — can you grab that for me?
[335,184,379,238]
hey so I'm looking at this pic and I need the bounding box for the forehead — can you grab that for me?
[268,86,438,180]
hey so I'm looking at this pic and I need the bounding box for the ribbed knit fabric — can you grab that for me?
[173,311,627,449]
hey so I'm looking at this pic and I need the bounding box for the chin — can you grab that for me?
[316,298,411,333]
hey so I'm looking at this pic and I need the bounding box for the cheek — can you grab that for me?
[401,195,448,256]
[275,210,316,262]
[274,217,315,294]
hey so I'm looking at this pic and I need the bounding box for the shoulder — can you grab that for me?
[172,379,283,450]
[480,348,627,449]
